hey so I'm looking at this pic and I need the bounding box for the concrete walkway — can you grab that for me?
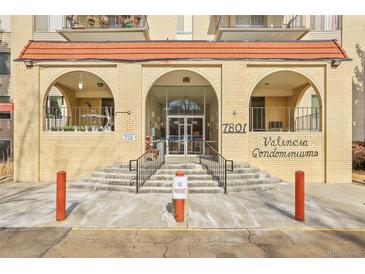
[0,182,364,229]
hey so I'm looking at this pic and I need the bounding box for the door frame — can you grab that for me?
[166,115,205,156]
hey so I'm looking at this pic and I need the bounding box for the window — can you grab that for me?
[176,15,192,33]
[34,15,49,31]
[0,140,11,161]
[0,96,11,119]
[0,52,10,75]
[235,16,266,27]
[177,16,184,32]
[310,15,341,31]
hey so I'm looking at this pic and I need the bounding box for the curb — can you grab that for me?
[352,179,365,186]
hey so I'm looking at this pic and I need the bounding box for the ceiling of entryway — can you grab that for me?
[252,71,311,97]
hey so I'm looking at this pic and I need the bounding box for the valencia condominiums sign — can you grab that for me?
[252,136,319,158]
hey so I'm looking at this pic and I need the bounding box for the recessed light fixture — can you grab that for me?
[183,77,191,83]
[78,73,83,90]
[97,82,104,87]
[265,82,269,86]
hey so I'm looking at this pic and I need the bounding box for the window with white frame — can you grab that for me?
[310,15,341,31]
[0,52,10,75]
[176,15,192,33]
[235,15,266,27]
[34,15,63,32]
[0,139,11,161]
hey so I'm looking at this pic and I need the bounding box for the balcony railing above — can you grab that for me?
[249,107,321,132]
[63,15,148,30]
[58,15,149,41]
[44,107,115,132]
[217,15,306,30]
[214,15,309,41]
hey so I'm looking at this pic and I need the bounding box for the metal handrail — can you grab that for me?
[199,140,233,194]
[129,139,165,193]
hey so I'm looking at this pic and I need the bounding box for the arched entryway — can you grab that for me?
[249,70,322,132]
[146,70,219,156]
[43,71,115,132]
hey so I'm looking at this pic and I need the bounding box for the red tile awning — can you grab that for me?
[16,40,348,62]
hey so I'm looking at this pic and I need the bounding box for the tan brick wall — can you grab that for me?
[248,132,324,183]
[12,60,352,184]
[342,15,365,142]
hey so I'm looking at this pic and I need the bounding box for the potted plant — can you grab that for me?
[87,126,93,132]
[87,16,96,27]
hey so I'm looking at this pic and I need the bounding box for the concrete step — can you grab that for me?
[150,174,213,181]
[226,173,260,179]
[160,164,203,170]
[101,168,135,174]
[155,169,208,175]
[228,168,260,174]
[145,180,218,187]
[81,177,132,186]
[69,182,134,192]
[91,172,135,179]
[139,186,222,194]
[227,184,276,192]
[226,178,280,186]
[110,163,131,169]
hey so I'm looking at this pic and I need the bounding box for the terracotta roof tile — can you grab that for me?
[16,40,348,62]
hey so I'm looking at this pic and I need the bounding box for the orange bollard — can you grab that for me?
[175,170,185,223]
[56,171,66,221]
[295,170,305,222]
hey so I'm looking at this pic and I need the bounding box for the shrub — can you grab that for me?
[0,161,13,177]
[352,142,365,169]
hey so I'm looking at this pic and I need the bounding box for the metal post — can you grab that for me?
[136,161,139,194]
[224,160,227,194]
[56,171,66,221]
[295,170,305,221]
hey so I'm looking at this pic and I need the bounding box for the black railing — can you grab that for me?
[44,106,115,132]
[199,140,233,194]
[129,140,165,193]
[63,15,148,30]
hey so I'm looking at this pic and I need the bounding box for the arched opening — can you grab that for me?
[249,71,322,132]
[146,70,219,155]
[43,71,115,132]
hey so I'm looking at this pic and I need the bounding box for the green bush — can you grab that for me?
[352,142,365,169]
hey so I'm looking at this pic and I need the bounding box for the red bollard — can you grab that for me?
[295,170,305,222]
[56,171,66,221]
[175,170,185,223]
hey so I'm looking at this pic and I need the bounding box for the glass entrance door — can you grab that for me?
[167,117,185,155]
[167,116,204,156]
[187,117,204,155]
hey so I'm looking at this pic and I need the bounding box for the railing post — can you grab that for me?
[136,161,139,194]
[224,160,227,194]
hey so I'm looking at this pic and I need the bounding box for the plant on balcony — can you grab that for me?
[99,16,109,28]
[79,126,86,132]
[87,16,96,27]
[87,126,93,132]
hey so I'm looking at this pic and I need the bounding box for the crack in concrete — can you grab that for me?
[39,228,72,258]
[247,228,254,244]
[187,244,192,257]
[163,245,168,258]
